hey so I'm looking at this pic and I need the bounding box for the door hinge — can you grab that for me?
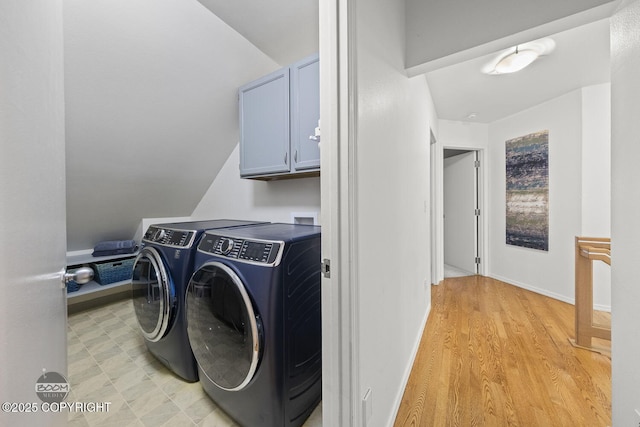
[474,160,480,168]
[475,257,481,264]
[475,208,481,216]
[321,259,331,278]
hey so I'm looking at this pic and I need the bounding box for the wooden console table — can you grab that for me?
[573,236,611,352]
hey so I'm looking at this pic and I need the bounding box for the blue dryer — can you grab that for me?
[131,219,267,382]
[186,223,322,427]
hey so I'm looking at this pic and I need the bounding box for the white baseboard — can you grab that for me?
[489,274,611,312]
[387,302,431,427]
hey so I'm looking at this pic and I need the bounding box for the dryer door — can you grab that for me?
[186,262,261,391]
[132,247,173,342]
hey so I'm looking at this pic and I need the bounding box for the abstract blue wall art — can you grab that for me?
[505,130,549,251]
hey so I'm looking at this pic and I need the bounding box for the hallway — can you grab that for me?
[395,276,611,426]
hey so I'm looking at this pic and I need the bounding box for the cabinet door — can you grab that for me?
[290,54,320,172]
[239,68,290,177]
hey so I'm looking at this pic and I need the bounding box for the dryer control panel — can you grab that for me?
[198,234,283,266]
[143,226,196,248]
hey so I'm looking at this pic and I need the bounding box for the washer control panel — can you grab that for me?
[143,226,195,248]
[198,233,283,266]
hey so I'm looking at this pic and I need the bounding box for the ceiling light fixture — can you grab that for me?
[482,38,555,75]
[493,46,539,74]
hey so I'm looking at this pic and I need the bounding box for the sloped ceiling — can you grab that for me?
[64,0,279,250]
[196,0,319,66]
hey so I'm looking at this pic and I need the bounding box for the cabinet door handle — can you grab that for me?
[294,150,298,163]
[284,152,288,165]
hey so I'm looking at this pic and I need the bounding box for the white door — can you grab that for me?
[443,151,478,274]
[0,1,68,426]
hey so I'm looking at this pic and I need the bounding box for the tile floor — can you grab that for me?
[443,263,474,278]
[67,297,323,427]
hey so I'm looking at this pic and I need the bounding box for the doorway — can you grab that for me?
[443,148,482,277]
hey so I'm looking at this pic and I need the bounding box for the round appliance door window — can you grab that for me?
[186,262,260,391]
[132,247,172,342]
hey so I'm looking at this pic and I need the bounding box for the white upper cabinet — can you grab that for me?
[239,53,320,180]
[239,67,291,177]
[290,54,320,172]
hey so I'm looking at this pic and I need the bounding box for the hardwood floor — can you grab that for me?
[394,276,611,427]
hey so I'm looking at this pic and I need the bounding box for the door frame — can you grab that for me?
[432,145,487,280]
[430,131,443,284]
[443,149,478,274]
[319,0,359,425]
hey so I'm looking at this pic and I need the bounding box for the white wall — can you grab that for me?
[437,121,490,280]
[439,87,611,308]
[581,83,611,309]
[611,0,640,424]
[191,145,321,223]
[439,121,490,151]
[488,90,583,303]
[582,84,611,235]
[64,0,279,250]
[354,0,436,425]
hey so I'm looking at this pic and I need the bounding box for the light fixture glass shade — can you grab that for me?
[482,38,554,75]
[493,49,539,74]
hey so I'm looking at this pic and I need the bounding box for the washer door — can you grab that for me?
[186,262,261,391]
[132,247,173,342]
